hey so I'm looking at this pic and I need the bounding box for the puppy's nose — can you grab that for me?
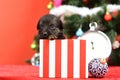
[43,32,48,36]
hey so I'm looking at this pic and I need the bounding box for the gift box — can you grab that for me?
[39,39,88,78]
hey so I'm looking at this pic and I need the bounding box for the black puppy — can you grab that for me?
[37,14,65,40]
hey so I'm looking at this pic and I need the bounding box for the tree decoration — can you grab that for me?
[104,13,112,22]
[31,53,40,66]
[53,0,62,7]
[111,10,119,17]
[30,35,39,52]
[82,0,89,4]
[88,58,108,78]
[76,27,84,37]
[30,41,37,50]
[112,40,120,49]
[47,1,53,10]
[104,8,112,22]
[116,35,120,42]
[76,24,84,37]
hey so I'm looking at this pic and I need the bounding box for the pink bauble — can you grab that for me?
[54,0,62,7]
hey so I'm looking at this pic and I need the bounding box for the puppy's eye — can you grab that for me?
[49,24,56,29]
[50,26,55,29]
[49,24,54,26]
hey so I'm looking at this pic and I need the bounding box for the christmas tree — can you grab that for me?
[31,0,120,66]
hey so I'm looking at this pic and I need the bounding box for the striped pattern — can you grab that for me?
[39,39,88,78]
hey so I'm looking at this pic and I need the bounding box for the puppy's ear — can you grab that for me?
[59,20,64,30]
[57,16,64,30]
[37,20,40,30]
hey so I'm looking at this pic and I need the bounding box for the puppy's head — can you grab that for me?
[37,14,64,39]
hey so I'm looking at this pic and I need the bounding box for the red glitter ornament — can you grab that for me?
[111,10,119,17]
[83,0,89,4]
[116,35,120,42]
[104,13,112,22]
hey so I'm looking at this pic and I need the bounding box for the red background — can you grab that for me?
[0,0,50,64]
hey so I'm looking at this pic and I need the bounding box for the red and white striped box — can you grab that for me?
[39,39,88,78]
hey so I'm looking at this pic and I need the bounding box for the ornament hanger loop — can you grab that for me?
[89,22,98,31]
[79,24,82,29]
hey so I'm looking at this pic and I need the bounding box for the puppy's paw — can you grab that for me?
[49,35,57,40]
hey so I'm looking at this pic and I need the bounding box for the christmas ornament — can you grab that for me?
[30,41,37,49]
[88,58,108,78]
[47,1,53,10]
[76,25,84,37]
[50,4,120,17]
[112,40,120,49]
[53,0,62,7]
[78,22,112,62]
[104,10,112,22]
[104,13,112,22]
[116,35,120,42]
[83,0,89,4]
[31,53,40,66]
[111,10,119,17]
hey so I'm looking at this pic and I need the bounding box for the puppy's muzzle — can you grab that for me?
[43,32,48,36]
